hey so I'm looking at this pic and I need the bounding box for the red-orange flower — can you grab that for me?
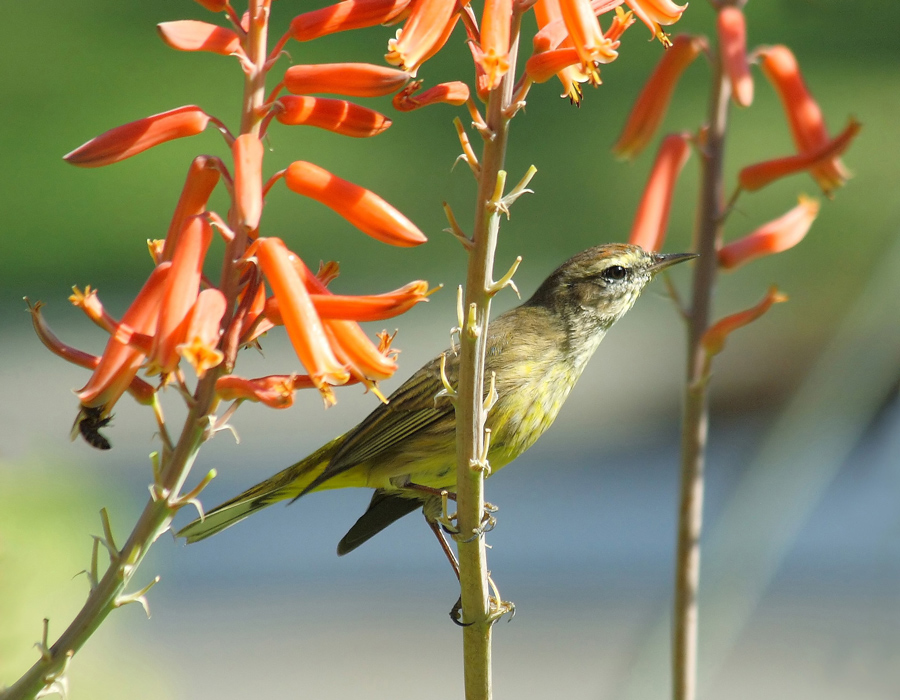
[64,106,210,167]
[265,280,430,323]
[474,0,514,90]
[759,45,851,193]
[29,300,156,405]
[284,63,410,97]
[216,374,305,409]
[282,161,426,247]
[624,0,686,45]
[718,197,819,270]
[701,287,788,358]
[157,20,244,57]
[628,133,692,252]
[385,0,458,73]
[557,0,619,83]
[612,35,706,160]
[233,133,264,230]
[253,238,350,389]
[147,216,214,377]
[275,96,392,137]
[177,289,227,377]
[161,156,223,262]
[77,263,172,409]
[717,7,753,108]
[392,81,470,111]
[290,0,412,41]
[738,118,861,193]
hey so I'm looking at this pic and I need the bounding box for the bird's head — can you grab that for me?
[527,243,697,333]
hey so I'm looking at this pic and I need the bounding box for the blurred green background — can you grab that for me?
[2,1,899,698]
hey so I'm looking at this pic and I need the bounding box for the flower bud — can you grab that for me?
[275,96,392,138]
[233,134,264,229]
[157,20,243,56]
[283,161,426,247]
[717,7,753,107]
[612,35,706,160]
[284,63,410,97]
[628,133,692,252]
[392,81,470,111]
[64,106,210,167]
[290,0,411,41]
[718,197,819,270]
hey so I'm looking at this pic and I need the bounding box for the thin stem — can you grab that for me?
[672,28,731,700]
[455,26,521,700]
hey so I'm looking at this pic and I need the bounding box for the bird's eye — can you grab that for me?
[602,265,628,282]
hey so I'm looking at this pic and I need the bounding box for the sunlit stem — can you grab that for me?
[454,118,482,176]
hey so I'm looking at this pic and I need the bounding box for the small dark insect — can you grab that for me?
[76,406,113,450]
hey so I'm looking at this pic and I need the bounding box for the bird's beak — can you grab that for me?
[648,251,698,274]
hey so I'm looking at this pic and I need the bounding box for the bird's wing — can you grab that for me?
[300,356,453,494]
[336,490,424,555]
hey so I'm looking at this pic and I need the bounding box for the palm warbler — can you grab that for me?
[179,244,694,553]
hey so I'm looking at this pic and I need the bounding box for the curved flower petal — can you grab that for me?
[162,156,223,262]
[64,106,210,167]
[624,0,685,45]
[283,161,426,246]
[701,287,787,358]
[385,0,458,73]
[177,288,227,377]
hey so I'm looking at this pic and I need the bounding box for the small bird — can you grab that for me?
[178,244,694,553]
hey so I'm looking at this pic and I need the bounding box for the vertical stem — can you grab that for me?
[672,36,730,700]
[455,31,520,700]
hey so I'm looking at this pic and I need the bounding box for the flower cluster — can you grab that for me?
[614,4,859,357]
[34,0,452,449]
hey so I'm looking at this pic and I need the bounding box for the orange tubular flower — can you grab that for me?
[161,155,223,261]
[476,0,514,90]
[701,287,788,358]
[284,63,410,97]
[28,301,157,405]
[612,34,706,160]
[393,81,470,111]
[718,196,820,270]
[69,286,118,334]
[624,0,685,45]
[717,7,753,108]
[157,20,243,57]
[177,288,227,377]
[628,133,692,252]
[233,134,264,230]
[759,45,850,192]
[275,96,392,138]
[216,374,304,409]
[525,48,582,83]
[738,118,861,193]
[254,238,350,388]
[64,106,210,168]
[265,280,430,322]
[77,263,171,409]
[290,0,412,42]
[283,161,426,247]
[385,0,458,73]
[148,216,214,377]
[557,0,619,83]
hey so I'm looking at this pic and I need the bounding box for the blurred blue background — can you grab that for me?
[2,0,900,698]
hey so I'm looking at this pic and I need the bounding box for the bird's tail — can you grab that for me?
[177,435,345,543]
